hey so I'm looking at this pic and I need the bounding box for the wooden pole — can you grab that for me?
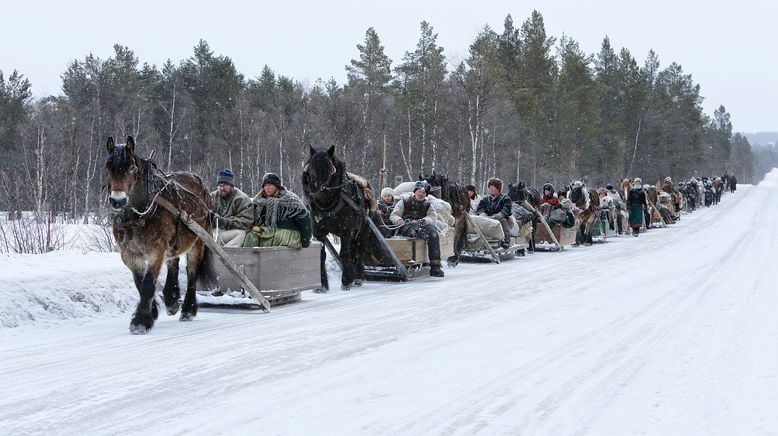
[463,213,501,264]
[520,200,562,250]
[379,133,387,189]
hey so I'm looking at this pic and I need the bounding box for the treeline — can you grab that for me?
[0,10,755,219]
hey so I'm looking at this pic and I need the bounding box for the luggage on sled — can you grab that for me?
[457,214,528,263]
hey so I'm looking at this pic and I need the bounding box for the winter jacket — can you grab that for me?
[390,196,436,225]
[378,199,396,226]
[210,187,254,230]
[477,194,512,220]
[540,195,560,208]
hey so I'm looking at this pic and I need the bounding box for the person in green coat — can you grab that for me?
[626,177,647,237]
[243,173,312,249]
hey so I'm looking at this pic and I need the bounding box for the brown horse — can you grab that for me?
[105,136,213,334]
[568,181,598,245]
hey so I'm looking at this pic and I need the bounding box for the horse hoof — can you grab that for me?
[166,302,180,316]
[129,324,149,335]
[353,280,363,287]
[341,283,352,291]
[313,287,329,294]
[179,312,195,322]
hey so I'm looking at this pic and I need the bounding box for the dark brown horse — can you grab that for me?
[303,145,382,291]
[508,181,541,252]
[420,173,470,266]
[105,136,213,334]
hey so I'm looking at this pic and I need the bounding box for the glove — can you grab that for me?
[216,216,232,230]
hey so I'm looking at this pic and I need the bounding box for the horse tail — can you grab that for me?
[196,246,219,290]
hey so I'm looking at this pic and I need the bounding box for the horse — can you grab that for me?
[104,136,213,334]
[302,145,380,291]
[507,181,541,251]
[420,173,470,266]
[568,181,598,245]
[729,175,737,193]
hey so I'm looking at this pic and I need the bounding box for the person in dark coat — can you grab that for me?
[243,173,312,249]
[477,178,513,248]
[377,187,397,237]
[390,181,444,277]
[627,177,647,237]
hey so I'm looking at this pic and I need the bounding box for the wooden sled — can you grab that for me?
[534,221,578,252]
[199,241,323,310]
[363,230,455,281]
[459,235,529,263]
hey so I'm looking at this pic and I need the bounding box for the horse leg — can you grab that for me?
[339,237,355,291]
[130,254,163,335]
[448,216,466,266]
[181,242,203,321]
[162,257,181,316]
[352,236,364,287]
[315,239,329,293]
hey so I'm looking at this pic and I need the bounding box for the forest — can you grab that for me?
[0,10,764,220]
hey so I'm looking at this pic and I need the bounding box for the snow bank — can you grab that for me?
[0,251,136,329]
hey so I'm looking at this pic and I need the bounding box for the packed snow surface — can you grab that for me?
[1,171,777,435]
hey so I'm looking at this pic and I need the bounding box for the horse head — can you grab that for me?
[569,181,587,208]
[507,182,526,203]
[105,136,142,211]
[304,145,340,193]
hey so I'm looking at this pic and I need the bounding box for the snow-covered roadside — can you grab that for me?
[0,251,136,328]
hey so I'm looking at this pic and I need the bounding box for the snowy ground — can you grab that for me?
[1,171,777,435]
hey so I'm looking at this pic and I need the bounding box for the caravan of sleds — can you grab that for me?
[103,137,737,333]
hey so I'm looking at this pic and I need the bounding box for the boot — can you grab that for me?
[430,260,444,277]
[632,228,639,237]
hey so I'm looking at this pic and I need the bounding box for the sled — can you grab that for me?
[199,241,323,310]
[591,211,618,243]
[458,235,529,263]
[533,221,578,252]
[363,230,455,281]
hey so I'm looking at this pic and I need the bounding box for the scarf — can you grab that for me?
[253,189,308,229]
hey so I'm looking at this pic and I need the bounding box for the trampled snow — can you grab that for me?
[1,171,777,435]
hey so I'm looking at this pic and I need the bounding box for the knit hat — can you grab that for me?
[633,177,642,184]
[664,176,672,183]
[380,187,395,197]
[262,172,283,189]
[216,169,235,186]
[487,178,503,192]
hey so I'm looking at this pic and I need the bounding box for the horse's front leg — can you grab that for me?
[313,228,329,293]
[339,236,355,291]
[181,242,204,321]
[162,257,181,316]
[130,253,163,335]
[449,217,467,266]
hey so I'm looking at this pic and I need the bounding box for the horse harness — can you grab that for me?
[112,155,206,248]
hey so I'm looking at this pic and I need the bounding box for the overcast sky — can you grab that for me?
[2,0,775,133]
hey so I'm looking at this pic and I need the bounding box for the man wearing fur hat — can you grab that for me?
[211,169,254,247]
[243,173,312,249]
[390,181,444,277]
[476,178,513,248]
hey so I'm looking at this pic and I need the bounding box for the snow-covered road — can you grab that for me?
[2,173,777,435]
